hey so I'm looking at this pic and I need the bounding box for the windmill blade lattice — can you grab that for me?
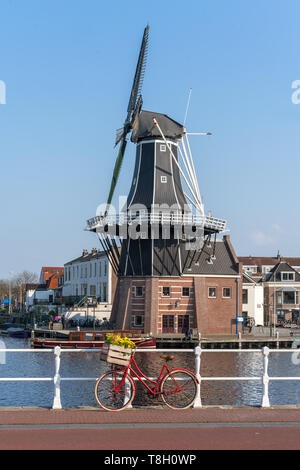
[105,25,150,216]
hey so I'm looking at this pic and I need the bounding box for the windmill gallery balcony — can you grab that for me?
[86,211,227,237]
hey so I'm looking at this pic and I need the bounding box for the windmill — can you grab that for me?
[86,26,229,332]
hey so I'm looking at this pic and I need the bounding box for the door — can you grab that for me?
[178,315,189,333]
[162,315,174,333]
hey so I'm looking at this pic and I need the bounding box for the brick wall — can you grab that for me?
[194,277,240,334]
[111,275,242,335]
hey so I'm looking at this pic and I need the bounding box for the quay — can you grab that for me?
[28,328,300,350]
[155,332,300,349]
[1,406,300,450]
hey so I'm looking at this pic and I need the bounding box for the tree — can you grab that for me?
[13,271,38,309]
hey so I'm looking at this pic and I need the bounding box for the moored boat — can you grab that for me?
[31,329,156,349]
[7,327,31,338]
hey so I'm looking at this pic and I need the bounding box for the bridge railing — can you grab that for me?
[0,346,299,409]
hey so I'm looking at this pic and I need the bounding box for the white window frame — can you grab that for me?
[208,287,217,298]
[222,287,231,298]
[162,286,170,297]
[281,272,295,281]
[133,315,144,327]
[135,286,144,297]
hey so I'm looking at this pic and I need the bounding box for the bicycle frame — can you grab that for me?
[112,354,195,395]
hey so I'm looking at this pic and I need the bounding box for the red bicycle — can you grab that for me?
[94,349,199,411]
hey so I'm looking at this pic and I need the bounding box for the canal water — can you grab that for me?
[0,337,300,408]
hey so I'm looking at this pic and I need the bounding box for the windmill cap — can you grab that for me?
[131,110,185,143]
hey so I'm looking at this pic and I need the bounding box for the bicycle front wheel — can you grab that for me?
[161,369,198,410]
[94,369,136,411]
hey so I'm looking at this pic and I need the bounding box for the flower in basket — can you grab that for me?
[105,333,135,349]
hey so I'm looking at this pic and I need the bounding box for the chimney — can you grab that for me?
[82,249,89,257]
[91,248,98,255]
[277,250,281,261]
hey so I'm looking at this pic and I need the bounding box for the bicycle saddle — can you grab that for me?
[160,354,174,362]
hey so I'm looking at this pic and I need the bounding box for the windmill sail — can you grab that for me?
[105,25,149,215]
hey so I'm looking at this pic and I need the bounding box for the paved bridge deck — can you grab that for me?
[1,406,300,450]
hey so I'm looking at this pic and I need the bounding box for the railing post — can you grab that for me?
[52,346,62,409]
[261,346,270,408]
[125,370,133,409]
[193,345,202,408]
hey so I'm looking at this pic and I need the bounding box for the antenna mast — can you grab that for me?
[183,88,192,126]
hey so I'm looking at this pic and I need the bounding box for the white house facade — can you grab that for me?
[62,249,115,304]
[242,273,264,326]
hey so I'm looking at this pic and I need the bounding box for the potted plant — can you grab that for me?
[101,333,135,366]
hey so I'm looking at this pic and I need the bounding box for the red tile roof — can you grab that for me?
[238,256,300,266]
[46,273,63,290]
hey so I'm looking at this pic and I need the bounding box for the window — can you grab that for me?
[103,282,107,302]
[223,287,231,298]
[243,266,257,274]
[160,144,166,152]
[90,285,96,296]
[281,272,295,281]
[280,291,299,305]
[242,289,248,304]
[208,287,217,298]
[161,176,167,183]
[262,266,272,274]
[135,286,143,297]
[162,286,170,296]
[178,315,189,333]
[134,315,143,327]
[162,315,174,333]
[182,287,190,297]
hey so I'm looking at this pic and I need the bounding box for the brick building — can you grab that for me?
[261,261,300,326]
[110,235,242,335]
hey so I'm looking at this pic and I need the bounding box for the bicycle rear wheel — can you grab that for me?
[161,369,198,409]
[94,369,136,411]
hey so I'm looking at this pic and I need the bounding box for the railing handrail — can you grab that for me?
[86,212,227,232]
[0,346,300,410]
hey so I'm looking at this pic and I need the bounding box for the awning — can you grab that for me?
[277,287,299,292]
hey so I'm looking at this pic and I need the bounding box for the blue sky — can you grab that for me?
[0,0,300,278]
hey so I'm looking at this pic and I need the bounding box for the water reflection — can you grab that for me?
[0,338,299,408]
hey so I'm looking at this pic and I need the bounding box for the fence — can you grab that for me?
[0,346,299,409]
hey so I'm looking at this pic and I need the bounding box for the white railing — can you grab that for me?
[86,212,227,233]
[0,346,299,409]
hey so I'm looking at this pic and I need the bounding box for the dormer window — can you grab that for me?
[281,272,295,281]
[161,176,167,183]
[243,266,257,275]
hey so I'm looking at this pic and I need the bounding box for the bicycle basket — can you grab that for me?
[100,343,132,366]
